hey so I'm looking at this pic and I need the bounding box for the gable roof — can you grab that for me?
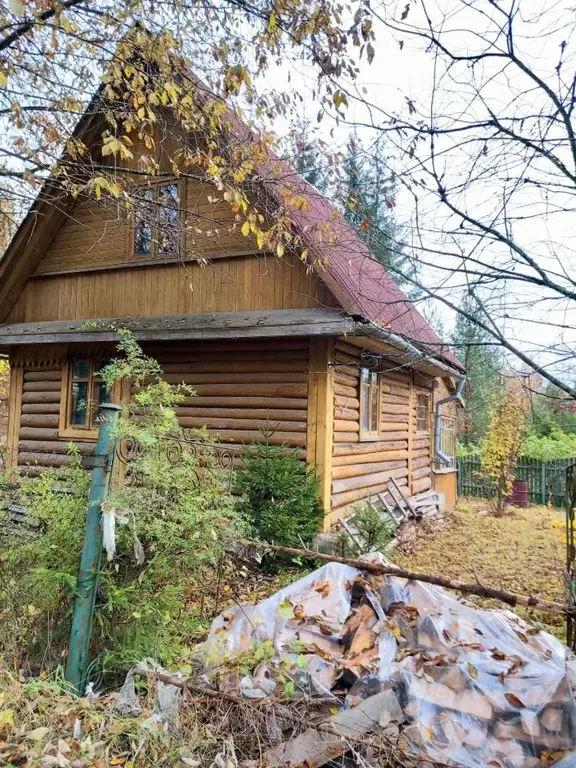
[0,86,463,373]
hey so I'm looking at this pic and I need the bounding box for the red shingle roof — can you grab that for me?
[260,163,464,372]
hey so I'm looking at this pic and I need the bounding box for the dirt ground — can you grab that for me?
[395,498,568,639]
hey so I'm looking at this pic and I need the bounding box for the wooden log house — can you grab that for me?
[0,90,464,524]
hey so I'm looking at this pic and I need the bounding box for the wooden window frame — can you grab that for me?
[415,392,431,435]
[359,367,382,441]
[59,360,117,440]
[128,177,183,262]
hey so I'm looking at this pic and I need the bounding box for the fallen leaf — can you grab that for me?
[27,726,50,741]
[315,581,331,598]
[504,693,525,708]
[491,649,506,661]
[466,662,478,679]
[0,709,14,732]
[277,599,295,620]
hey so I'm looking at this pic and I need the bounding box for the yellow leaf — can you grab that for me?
[241,220,250,237]
[234,169,246,183]
[276,242,285,257]
[0,72,7,88]
[0,709,14,729]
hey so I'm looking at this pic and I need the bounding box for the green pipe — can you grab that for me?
[65,403,120,694]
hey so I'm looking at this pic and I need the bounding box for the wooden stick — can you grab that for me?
[241,540,576,618]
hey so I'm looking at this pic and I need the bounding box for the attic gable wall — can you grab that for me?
[7,253,338,324]
[33,176,259,277]
[6,115,339,323]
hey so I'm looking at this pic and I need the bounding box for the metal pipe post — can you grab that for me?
[65,403,120,693]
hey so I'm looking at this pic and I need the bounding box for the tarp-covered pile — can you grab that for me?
[199,557,576,767]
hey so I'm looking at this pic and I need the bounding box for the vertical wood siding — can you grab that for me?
[8,253,336,324]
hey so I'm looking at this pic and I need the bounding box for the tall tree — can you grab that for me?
[451,293,502,446]
[319,0,576,400]
[340,134,417,289]
[286,118,328,193]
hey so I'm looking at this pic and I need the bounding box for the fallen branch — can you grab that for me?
[126,665,334,709]
[242,539,576,618]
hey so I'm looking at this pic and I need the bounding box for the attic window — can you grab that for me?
[359,367,380,440]
[132,181,179,259]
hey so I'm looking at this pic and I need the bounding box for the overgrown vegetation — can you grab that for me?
[0,332,244,674]
[235,441,323,566]
[480,389,527,516]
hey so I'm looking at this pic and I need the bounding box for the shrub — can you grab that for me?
[0,332,244,673]
[235,442,323,553]
[480,389,527,516]
[349,501,394,553]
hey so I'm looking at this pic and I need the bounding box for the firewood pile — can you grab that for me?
[199,556,576,768]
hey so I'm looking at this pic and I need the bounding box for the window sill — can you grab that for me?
[359,433,382,442]
[59,427,99,441]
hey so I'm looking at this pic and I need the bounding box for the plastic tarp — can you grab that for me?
[200,557,576,767]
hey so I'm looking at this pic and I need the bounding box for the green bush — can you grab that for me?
[349,501,393,552]
[522,429,576,461]
[235,442,323,552]
[0,332,244,673]
[458,429,576,462]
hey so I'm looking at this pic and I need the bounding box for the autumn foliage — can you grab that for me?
[480,390,528,516]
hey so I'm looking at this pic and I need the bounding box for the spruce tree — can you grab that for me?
[340,134,417,289]
[451,292,502,446]
[286,117,328,192]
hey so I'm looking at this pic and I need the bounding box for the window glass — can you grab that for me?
[416,393,430,432]
[370,372,379,433]
[70,380,88,426]
[66,360,110,431]
[158,183,178,253]
[72,360,90,379]
[133,187,154,256]
[359,367,380,439]
[132,182,178,258]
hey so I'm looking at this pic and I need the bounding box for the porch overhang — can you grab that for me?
[0,309,356,348]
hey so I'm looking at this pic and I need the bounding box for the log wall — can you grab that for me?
[330,341,433,516]
[12,365,96,473]
[8,338,310,473]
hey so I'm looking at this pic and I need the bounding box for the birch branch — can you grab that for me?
[242,540,576,618]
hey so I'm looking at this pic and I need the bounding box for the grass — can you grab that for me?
[395,498,568,639]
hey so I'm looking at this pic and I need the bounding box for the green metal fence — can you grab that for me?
[457,456,575,506]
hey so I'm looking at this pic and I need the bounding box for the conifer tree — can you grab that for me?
[452,292,502,446]
[340,134,416,289]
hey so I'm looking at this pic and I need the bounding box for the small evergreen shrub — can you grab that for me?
[349,500,393,552]
[235,443,323,552]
